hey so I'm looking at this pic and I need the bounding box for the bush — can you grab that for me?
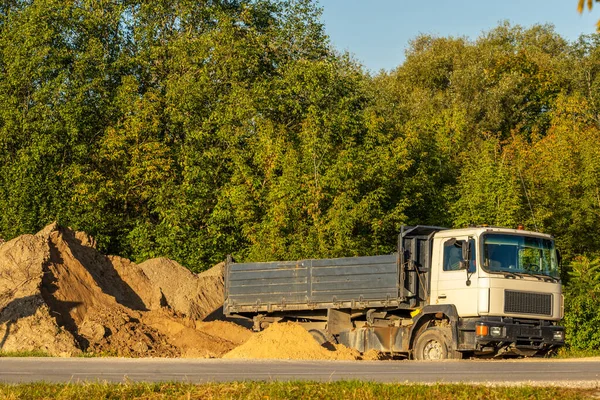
[563,256,600,350]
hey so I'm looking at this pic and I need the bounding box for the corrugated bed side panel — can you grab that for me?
[310,254,399,302]
[227,260,309,305]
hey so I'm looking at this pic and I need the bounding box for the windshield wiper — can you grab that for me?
[529,273,559,282]
[522,272,559,282]
[499,271,521,279]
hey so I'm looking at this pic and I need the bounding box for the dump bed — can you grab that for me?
[223,226,443,315]
[224,254,401,314]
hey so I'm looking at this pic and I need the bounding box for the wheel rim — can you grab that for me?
[422,339,444,360]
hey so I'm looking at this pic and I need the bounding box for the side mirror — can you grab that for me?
[461,240,471,263]
[460,241,472,287]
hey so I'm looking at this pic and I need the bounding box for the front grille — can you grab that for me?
[504,290,552,316]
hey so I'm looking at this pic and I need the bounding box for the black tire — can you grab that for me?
[413,327,462,361]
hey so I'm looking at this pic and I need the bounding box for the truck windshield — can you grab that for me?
[482,233,559,278]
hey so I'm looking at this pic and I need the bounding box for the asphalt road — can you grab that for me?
[0,358,599,384]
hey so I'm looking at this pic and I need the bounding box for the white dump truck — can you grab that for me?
[224,225,565,359]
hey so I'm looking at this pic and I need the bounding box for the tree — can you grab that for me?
[0,0,125,241]
[516,94,600,260]
[451,136,524,228]
[578,0,600,31]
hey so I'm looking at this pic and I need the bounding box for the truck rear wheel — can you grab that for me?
[413,327,461,361]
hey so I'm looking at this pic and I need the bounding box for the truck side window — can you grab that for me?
[443,239,476,272]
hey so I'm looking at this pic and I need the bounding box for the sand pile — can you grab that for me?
[223,322,365,360]
[137,258,225,320]
[0,223,247,357]
[142,309,252,358]
[0,231,80,355]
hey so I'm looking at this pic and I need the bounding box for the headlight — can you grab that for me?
[490,326,503,337]
[553,331,565,341]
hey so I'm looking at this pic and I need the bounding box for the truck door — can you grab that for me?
[430,236,480,316]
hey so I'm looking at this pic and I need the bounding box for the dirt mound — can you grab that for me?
[0,233,46,304]
[0,232,80,356]
[223,322,361,360]
[40,227,185,357]
[0,223,248,357]
[109,256,163,310]
[360,349,386,361]
[0,303,80,356]
[44,227,151,312]
[194,320,252,345]
[138,259,225,320]
[142,309,244,358]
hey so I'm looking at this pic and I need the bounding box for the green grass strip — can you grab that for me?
[0,350,52,358]
[0,381,594,400]
[554,348,600,358]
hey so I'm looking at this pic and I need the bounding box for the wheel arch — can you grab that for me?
[408,304,460,354]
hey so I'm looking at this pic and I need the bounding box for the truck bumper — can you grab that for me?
[472,317,564,355]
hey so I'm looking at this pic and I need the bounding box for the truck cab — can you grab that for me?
[425,227,564,358]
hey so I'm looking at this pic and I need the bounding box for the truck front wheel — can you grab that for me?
[413,327,461,360]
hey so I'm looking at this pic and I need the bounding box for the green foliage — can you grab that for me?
[0,0,469,267]
[452,136,523,228]
[563,293,600,350]
[563,256,600,350]
[555,347,600,358]
[512,94,600,260]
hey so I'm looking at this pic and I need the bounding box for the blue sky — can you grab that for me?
[318,0,600,72]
